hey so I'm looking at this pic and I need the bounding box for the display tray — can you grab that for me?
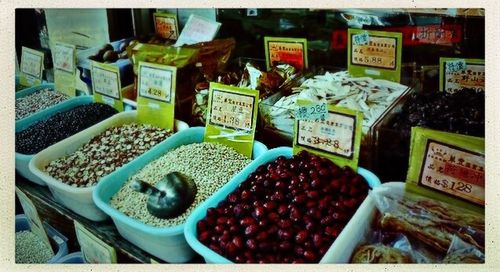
[29,111,189,221]
[93,127,268,263]
[15,96,96,186]
[184,146,381,264]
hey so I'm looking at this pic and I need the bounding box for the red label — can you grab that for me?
[332,24,462,50]
[444,162,485,187]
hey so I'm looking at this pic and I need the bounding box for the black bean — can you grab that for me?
[16,103,118,154]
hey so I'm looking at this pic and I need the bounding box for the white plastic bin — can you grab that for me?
[29,111,189,221]
[93,127,268,263]
[16,96,95,185]
[16,214,69,263]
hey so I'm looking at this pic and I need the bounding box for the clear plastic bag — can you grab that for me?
[370,188,485,254]
[442,236,485,263]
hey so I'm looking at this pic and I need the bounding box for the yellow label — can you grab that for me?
[204,83,259,158]
[352,36,397,69]
[264,37,308,71]
[53,42,76,96]
[91,61,123,111]
[154,12,179,40]
[293,102,363,170]
[406,127,485,212]
[74,221,117,263]
[440,58,485,93]
[137,61,177,130]
[15,187,54,255]
[20,46,44,87]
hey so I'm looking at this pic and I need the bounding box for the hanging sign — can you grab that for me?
[91,61,124,111]
[153,12,179,40]
[293,100,363,170]
[53,41,76,96]
[20,46,44,87]
[348,29,402,82]
[204,82,259,158]
[264,37,308,71]
[74,221,117,263]
[137,61,176,130]
[439,58,485,93]
[406,127,484,213]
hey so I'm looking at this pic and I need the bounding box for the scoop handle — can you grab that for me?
[130,180,165,198]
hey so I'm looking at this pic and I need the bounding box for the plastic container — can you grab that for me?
[320,182,404,263]
[55,252,85,264]
[93,127,268,263]
[29,111,189,221]
[15,83,79,124]
[184,146,381,263]
[15,96,95,185]
[16,214,69,263]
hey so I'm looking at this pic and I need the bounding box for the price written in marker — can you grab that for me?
[440,58,484,93]
[293,101,363,170]
[204,83,259,158]
[295,102,327,121]
[406,127,485,212]
[348,29,402,82]
[137,61,177,130]
[264,37,308,70]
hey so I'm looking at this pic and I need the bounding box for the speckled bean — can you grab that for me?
[16,89,69,120]
[15,231,54,263]
[46,123,172,187]
[110,142,251,227]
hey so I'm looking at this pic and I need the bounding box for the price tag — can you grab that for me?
[352,31,370,45]
[204,82,259,158]
[154,12,179,40]
[53,42,76,96]
[174,14,221,47]
[295,102,327,121]
[74,221,117,263]
[137,61,177,130]
[293,101,363,170]
[348,29,402,82]
[15,187,54,255]
[20,46,44,87]
[91,61,123,111]
[406,127,484,212]
[264,37,308,71]
[440,58,485,93]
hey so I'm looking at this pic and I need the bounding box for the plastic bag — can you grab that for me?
[351,231,415,263]
[442,236,485,263]
[186,38,236,81]
[370,188,485,254]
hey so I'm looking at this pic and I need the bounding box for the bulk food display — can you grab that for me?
[14,7,485,266]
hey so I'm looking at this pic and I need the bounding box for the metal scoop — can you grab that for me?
[131,172,197,219]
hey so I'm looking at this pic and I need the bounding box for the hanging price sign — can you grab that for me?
[154,12,179,40]
[348,29,402,82]
[74,221,117,263]
[137,61,176,130]
[204,82,259,158]
[406,127,484,212]
[440,58,485,93]
[91,61,123,111]
[293,100,363,170]
[53,42,76,96]
[264,37,308,71]
[20,46,44,87]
